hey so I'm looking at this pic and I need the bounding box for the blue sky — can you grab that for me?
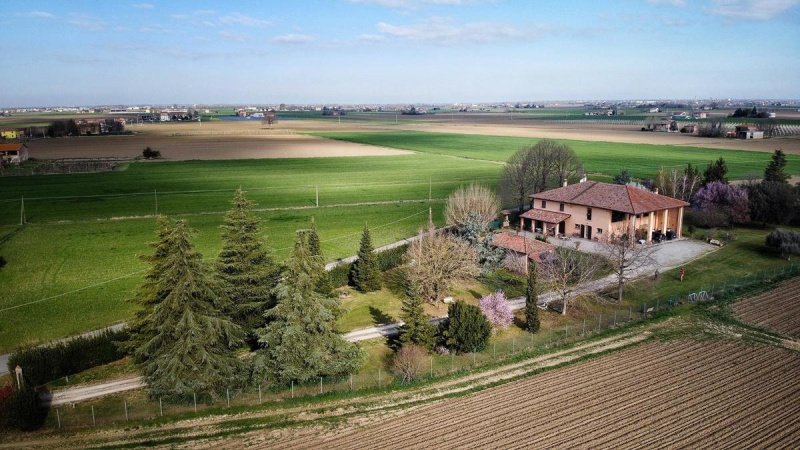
[1,0,798,106]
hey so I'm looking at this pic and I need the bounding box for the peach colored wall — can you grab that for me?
[532,199,613,240]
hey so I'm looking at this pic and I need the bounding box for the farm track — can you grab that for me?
[732,278,800,338]
[250,340,800,449]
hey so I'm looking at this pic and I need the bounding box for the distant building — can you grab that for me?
[692,112,707,119]
[0,143,29,164]
[0,129,20,139]
[735,125,764,139]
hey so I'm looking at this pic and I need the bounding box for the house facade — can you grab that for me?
[520,181,689,243]
[0,143,29,164]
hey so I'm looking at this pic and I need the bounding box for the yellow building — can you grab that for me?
[0,130,19,139]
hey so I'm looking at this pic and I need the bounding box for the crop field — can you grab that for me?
[314,131,800,179]
[262,339,800,449]
[732,278,800,338]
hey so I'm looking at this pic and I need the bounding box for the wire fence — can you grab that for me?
[43,260,800,432]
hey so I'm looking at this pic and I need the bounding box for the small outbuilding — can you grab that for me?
[0,143,29,164]
[735,125,764,139]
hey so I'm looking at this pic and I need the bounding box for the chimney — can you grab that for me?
[654,187,659,195]
[579,174,588,183]
[563,179,568,187]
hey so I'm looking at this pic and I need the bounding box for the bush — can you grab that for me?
[142,147,161,159]
[392,344,427,383]
[438,301,491,353]
[328,244,409,289]
[8,329,128,386]
[0,256,5,269]
[765,229,800,257]
[3,382,48,431]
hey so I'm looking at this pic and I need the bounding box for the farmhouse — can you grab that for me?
[521,181,688,243]
[0,143,29,164]
[735,125,764,139]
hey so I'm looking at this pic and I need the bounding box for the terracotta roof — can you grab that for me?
[519,209,571,223]
[0,143,26,151]
[530,181,688,214]
[490,232,555,262]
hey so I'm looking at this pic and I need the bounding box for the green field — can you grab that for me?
[1,131,797,352]
[313,131,800,179]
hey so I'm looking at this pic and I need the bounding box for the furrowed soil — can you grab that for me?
[732,277,800,339]
[226,339,800,449]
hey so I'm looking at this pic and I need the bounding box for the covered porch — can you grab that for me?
[609,206,685,243]
[519,209,571,238]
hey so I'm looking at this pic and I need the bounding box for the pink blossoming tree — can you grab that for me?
[479,291,514,329]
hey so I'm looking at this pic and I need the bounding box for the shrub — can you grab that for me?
[765,229,800,257]
[8,329,128,386]
[3,382,48,431]
[438,301,491,353]
[392,344,427,383]
[692,181,749,227]
[142,147,161,159]
[0,256,5,269]
[327,244,409,289]
[479,291,514,329]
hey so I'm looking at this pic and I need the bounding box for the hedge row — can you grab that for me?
[329,244,409,288]
[8,329,128,386]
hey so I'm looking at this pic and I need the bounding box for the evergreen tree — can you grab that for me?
[253,233,362,384]
[398,280,435,349]
[305,218,334,295]
[764,149,789,184]
[351,224,382,292]
[702,157,728,185]
[217,189,279,336]
[439,301,491,353]
[129,219,244,399]
[524,263,541,333]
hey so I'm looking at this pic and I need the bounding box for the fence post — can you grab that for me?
[291,381,294,398]
[598,314,602,331]
[56,408,61,430]
[193,393,197,413]
[91,406,95,427]
[124,400,128,421]
[450,353,454,372]
[258,384,262,404]
[493,343,496,359]
[613,311,617,327]
[656,299,660,311]
[565,325,568,339]
[473,350,476,365]
[582,319,586,335]
[349,374,353,390]
[159,398,163,417]
[377,370,381,389]
[226,388,230,407]
[512,338,515,353]
[320,377,324,394]
[430,356,434,378]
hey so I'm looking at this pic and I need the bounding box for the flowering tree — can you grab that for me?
[479,291,514,329]
[693,181,750,227]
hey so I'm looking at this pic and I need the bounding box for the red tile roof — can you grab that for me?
[519,209,571,223]
[530,181,688,214]
[490,232,555,262]
[0,143,26,151]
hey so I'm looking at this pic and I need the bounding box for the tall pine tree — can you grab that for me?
[128,219,244,399]
[217,189,279,335]
[524,262,540,333]
[764,149,789,184]
[252,232,361,383]
[305,217,334,295]
[398,280,435,349]
[351,224,382,292]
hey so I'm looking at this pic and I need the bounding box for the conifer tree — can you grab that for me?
[217,189,279,335]
[764,149,789,184]
[252,233,362,383]
[129,219,244,398]
[305,217,333,295]
[351,224,382,292]
[524,262,541,333]
[398,280,435,349]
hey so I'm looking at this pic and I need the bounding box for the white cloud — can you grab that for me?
[132,3,155,9]
[272,33,317,44]
[67,13,106,31]
[709,0,800,20]
[359,33,387,42]
[219,30,247,42]
[219,12,271,27]
[646,0,687,6]
[349,0,484,9]
[374,17,536,44]
[19,11,56,19]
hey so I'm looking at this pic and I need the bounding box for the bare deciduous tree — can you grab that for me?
[445,183,500,230]
[404,230,479,306]
[392,344,427,383]
[539,245,602,315]
[655,163,701,202]
[600,234,655,303]
[499,140,583,209]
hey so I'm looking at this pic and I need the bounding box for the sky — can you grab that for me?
[0,0,798,106]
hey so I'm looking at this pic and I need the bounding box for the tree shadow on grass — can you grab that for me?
[369,306,393,326]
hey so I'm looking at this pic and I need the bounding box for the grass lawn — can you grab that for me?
[312,131,800,180]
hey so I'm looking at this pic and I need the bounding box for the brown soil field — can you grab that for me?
[732,277,800,339]
[230,339,800,449]
[24,131,410,161]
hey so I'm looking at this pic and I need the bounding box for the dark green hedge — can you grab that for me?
[8,329,128,386]
[328,244,409,288]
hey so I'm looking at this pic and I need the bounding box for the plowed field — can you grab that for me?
[242,340,800,449]
[732,277,800,338]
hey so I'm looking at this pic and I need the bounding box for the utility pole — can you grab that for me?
[315,185,319,207]
[154,189,158,216]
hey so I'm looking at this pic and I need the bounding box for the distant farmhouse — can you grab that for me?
[0,143,29,164]
[735,125,764,139]
[521,181,689,243]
